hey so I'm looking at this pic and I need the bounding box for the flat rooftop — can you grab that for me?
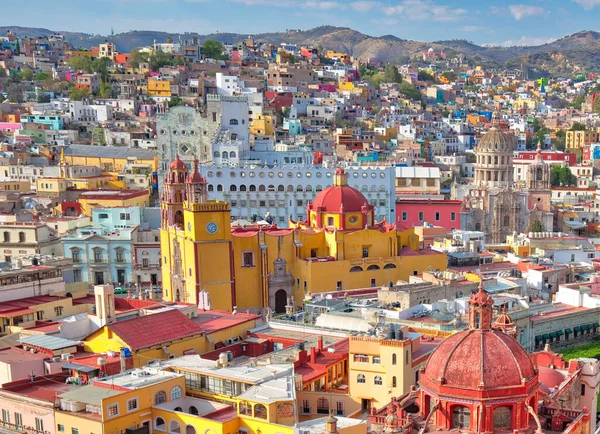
[93,367,182,389]
[297,416,367,433]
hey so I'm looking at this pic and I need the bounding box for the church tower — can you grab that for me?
[468,280,494,330]
[526,142,552,231]
[59,147,68,179]
[161,155,188,228]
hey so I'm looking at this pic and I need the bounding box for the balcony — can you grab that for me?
[114,259,126,264]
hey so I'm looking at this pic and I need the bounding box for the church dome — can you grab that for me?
[423,328,535,389]
[170,155,187,170]
[478,127,514,152]
[312,169,369,213]
[186,158,205,183]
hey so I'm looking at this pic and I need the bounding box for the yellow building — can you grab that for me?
[348,330,440,410]
[566,130,599,149]
[36,177,67,196]
[148,77,172,97]
[77,190,150,217]
[63,146,158,173]
[161,158,447,312]
[325,50,351,64]
[0,180,30,192]
[250,114,275,136]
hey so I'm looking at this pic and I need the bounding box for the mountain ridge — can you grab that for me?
[2,25,600,75]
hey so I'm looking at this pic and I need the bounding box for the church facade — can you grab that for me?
[460,127,553,243]
[160,159,447,312]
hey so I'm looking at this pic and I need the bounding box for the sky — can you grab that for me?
[2,0,600,46]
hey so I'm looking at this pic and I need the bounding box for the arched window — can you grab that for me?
[231,133,238,140]
[384,264,397,269]
[392,376,397,388]
[155,418,166,431]
[259,185,266,192]
[174,407,183,412]
[240,185,247,192]
[230,119,239,125]
[222,151,228,159]
[154,391,166,405]
[277,185,285,192]
[367,265,380,270]
[452,406,470,429]
[230,185,237,192]
[230,151,236,158]
[170,386,182,400]
[493,406,512,429]
[217,184,223,192]
[267,185,275,192]
[357,374,366,383]
[316,185,323,192]
[189,406,199,415]
[213,151,219,157]
[503,215,510,227]
[249,185,256,192]
[286,185,294,192]
[305,185,313,192]
[254,404,267,419]
[350,266,363,272]
[374,376,383,385]
[296,185,303,192]
[208,184,214,192]
[392,353,397,365]
[185,426,196,434]
[169,421,181,434]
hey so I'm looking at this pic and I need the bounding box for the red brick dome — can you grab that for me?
[423,328,536,390]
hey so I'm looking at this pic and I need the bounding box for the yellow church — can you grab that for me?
[160,158,447,312]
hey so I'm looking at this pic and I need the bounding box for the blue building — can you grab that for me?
[62,226,136,286]
[92,206,161,231]
[21,114,64,131]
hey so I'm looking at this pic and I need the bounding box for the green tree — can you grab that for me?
[441,71,456,82]
[559,166,577,186]
[550,166,561,187]
[68,55,93,72]
[554,130,566,151]
[358,64,367,78]
[528,220,544,233]
[440,109,450,118]
[91,57,111,82]
[383,64,402,84]
[18,68,33,81]
[398,82,422,100]
[37,93,51,103]
[531,117,542,132]
[35,72,49,81]
[168,96,184,107]
[288,54,299,64]
[593,97,600,114]
[418,70,434,81]
[535,127,549,146]
[201,40,227,60]
[6,83,24,103]
[571,122,586,131]
[99,82,112,98]
[149,49,172,71]
[70,86,91,101]
[571,94,586,110]
[129,48,149,70]
[0,68,6,77]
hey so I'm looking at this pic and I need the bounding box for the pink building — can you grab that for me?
[0,122,21,133]
[396,199,462,232]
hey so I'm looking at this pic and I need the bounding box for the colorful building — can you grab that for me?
[396,199,462,232]
[160,158,447,311]
[77,190,150,217]
[148,77,172,98]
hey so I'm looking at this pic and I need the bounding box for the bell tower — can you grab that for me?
[185,158,207,206]
[161,155,188,228]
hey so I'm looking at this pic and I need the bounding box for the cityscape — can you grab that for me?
[2,3,600,433]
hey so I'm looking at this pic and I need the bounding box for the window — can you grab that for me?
[155,391,167,405]
[435,212,440,221]
[57,425,64,432]
[1,410,8,427]
[14,414,22,430]
[402,211,407,220]
[362,247,369,258]
[357,374,366,383]
[327,216,335,226]
[73,269,82,282]
[372,356,381,364]
[3,232,9,242]
[35,418,44,434]
[374,375,383,385]
[392,376,397,388]
[229,119,239,125]
[127,398,138,411]
[142,258,149,268]
[317,398,329,414]
[392,353,397,365]
[18,232,25,243]
[452,406,470,429]
[94,250,103,262]
[54,306,64,316]
[451,212,456,221]
[37,310,44,321]
[336,401,344,416]
[170,386,182,400]
[493,407,511,429]
[302,399,311,414]
[72,429,79,434]
[242,251,254,267]
[418,212,424,221]
[354,354,369,363]
[107,403,119,417]
[336,281,342,291]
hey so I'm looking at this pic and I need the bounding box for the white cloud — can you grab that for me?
[350,1,382,12]
[571,0,600,9]
[507,4,546,20]
[304,0,340,9]
[461,25,483,32]
[487,35,558,47]
[384,0,467,22]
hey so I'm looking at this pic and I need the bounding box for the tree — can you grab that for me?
[129,48,149,69]
[558,166,577,186]
[531,117,542,132]
[37,93,51,103]
[148,49,172,71]
[35,72,49,81]
[358,64,367,78]
[68,55,93,73]
[535,127,549,146]
[99,82,112,98]
[91,57,111,83]
[70,86,91,101]
[528,220,544,233]
[0,68,6,77]
[166,36,173,44]
[441,71,456,82]
[398,82,422,101]
[168,96,184,107]
[550,166,561,187]
[571,122,586,131]
[571,94,586,110]
[201,40,226,60]
[288,54,299,64]
[418,70,434,81]
[18,68,33,81]
[6,83,24,103]
[383,64,402,84]
[594,96,600,114]
[554,130,566,151]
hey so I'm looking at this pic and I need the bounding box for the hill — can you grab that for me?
[2,25,600,76]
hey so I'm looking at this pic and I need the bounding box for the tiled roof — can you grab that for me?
[107,310,202,350]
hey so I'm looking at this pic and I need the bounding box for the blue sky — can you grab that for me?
[2,0,600,46]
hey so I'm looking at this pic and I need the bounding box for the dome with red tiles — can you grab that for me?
[312,169,368,213]
[186,159,205,183]
[170,155,187,170]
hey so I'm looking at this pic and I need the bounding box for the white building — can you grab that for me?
[69,100,114,122]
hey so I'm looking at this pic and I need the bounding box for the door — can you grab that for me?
[151,274,158,285]
[275,289,287,314]
[95,272,104,285]
[117,269,126,285]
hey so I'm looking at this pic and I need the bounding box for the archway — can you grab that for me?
[275,290,287,314]
[493,406,512,429]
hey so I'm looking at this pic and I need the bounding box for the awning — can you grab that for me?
[3,309,35,318]
[549,332,557,338]
[574,326,582,332]
[542,334,550,340]
[565,328,573,334]
[556,330,564,336]
[593,322,600,328]
[584,324,592,330]
[61,363,98,373]
[535,335,543,342]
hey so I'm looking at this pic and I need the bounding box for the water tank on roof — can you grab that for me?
[218,352,228,367]
[226,351,233,362]
[97,357,107,366]
[395,329,404,341]
[386,328,394,340]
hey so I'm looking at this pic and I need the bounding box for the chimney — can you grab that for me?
[318,335,323,352]
[310,347,316,364]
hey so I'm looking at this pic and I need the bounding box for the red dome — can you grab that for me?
[423,329,536,390]
[170,155,187,170]
[538,366,566,393]
[312,185,369,213]
[186,159,204,183]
